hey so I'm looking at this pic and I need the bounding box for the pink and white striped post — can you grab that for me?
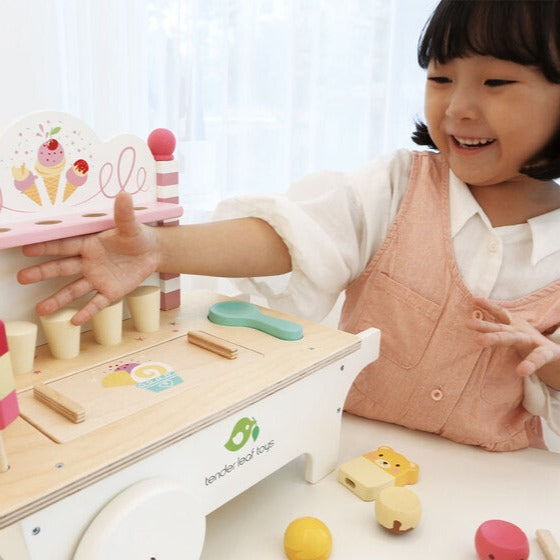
[148,129,181,311]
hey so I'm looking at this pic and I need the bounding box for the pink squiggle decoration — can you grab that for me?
[136,166,146,192]
[0,206,37,214]
[0,188,36,214]
[100,146,147,199]
[78,146,148,204]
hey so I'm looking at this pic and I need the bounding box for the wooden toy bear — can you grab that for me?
[337,445,419,501]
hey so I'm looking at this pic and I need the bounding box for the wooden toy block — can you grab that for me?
[375,486,422,533]
[536,530,560,560]
[187,331,238,359]
[337,445,419,501]
[33,381,85,424]
[39,308,81,359]
[91,301,123,346]
[125,285,161,333]
[5,321,37,375]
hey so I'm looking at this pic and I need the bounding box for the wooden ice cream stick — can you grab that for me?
[33,382,85,423]
[187,331,238,359]
[536,529,560,560]
[0,320,19,473]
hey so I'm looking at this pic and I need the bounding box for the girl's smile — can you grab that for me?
[451,136,495,149]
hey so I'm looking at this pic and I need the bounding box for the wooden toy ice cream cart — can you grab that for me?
[0,111,380,560]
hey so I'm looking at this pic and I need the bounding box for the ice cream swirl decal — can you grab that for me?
[102,361,182,392]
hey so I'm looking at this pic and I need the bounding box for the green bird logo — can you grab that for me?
[224,417,260,451]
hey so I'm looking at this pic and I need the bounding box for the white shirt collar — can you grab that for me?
[448,170,560,265]
[528,208,560,264]
[448,170,492,236]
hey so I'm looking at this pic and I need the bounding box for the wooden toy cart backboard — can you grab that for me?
[0,110,183,328]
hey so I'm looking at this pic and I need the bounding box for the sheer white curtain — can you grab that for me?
[0,1,150,137]
[0,0,437,221]
[145,0,438,219]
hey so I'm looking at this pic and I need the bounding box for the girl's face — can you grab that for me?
[425,55,560,189]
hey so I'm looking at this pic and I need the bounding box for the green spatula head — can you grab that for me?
[208,301,303,341]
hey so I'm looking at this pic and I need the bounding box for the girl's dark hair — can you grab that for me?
[412,0,560,180]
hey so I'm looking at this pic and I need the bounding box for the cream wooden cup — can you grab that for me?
[92,300,123,345]
[125,286,160,333]
[40,309,81,359]
[5,321,37,374]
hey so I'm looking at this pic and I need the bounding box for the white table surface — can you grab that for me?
[201,413,560,560]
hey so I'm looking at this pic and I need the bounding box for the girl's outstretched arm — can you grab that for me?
[466,297,560,390]
[17,192,292,326]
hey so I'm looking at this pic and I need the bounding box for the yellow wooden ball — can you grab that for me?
[284,516,333,560]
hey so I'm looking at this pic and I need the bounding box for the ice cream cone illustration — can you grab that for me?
[63,159,89,201]
[35,137,66,204]
[11,163,41,205]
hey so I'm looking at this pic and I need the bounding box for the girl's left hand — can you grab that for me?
[466,297,560,377]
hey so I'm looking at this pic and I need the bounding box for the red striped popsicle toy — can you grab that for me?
[0,320,19,471]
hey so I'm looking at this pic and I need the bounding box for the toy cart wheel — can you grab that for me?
[73,477,206,560]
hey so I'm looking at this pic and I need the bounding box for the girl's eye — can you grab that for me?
[484,79,517,87]
[427,76,451,84]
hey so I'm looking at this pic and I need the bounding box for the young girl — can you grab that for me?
[18,0,560,451]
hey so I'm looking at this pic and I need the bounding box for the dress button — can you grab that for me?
[488,240,499,252]
[472,309,484,320]
[431,388,443,401]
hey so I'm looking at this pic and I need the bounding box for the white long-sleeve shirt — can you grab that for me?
[214,149,560,434]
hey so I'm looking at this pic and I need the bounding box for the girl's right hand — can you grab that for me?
[17,192,160,326]
[467,298,560,380]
